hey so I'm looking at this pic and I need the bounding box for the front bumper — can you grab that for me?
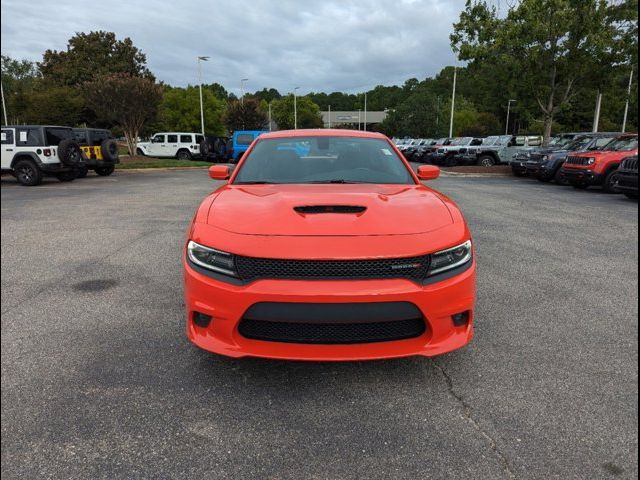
[511,160,528,174]
[184,258,476,361]
[559,167,603,185]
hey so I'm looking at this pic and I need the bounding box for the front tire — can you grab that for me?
[75,165,89,178]
[602,170,620,194]
[14,159,42,186]
[136,148,145,156]
[95,165,115,176]
[477,155,496,167]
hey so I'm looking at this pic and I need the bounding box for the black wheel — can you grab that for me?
[136,148,145,156]
[477,155,496,167]
[100,139,119,163]
[445,156,458,167]
[57,139,83,166]
[537,173,553,183]
[75,165,89,178]
[199,140,211,159]
[572,183,589,190]
[95,165,115,176]
[553,168,568,185]
[624,192,638,200]
[602,170,620,194]
[14,159,42,186]
[56,171,76,182]
[177,149,192,160]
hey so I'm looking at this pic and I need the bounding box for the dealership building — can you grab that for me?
[320,110,388,129]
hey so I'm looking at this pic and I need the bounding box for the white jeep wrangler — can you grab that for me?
[1,125,84,186]
[136,132,205,160]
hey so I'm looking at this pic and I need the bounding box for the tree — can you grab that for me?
[84,73,162,155]
[270,95,323,130]
[40,31,152,87]
[451,0,626,144]
[223,98,268,131]
[159,85,225,134]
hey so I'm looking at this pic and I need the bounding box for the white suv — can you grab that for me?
[136,133,205,160]
[1,125,84,186]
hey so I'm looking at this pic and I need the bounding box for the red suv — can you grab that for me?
[559,134,638,192]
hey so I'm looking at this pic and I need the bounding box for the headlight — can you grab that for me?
[542,155,549,161]
[428,240,473,276]
[187,240,238,277]
[586,157,596,165]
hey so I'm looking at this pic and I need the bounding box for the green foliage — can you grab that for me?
[39,31,152,86]
[451,0,634,142]
[84,73,163,154]
[223,98,268,131]
[158,85,225,134]
[270,95,323,130]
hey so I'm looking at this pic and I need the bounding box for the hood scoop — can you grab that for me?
[294,205,367,215]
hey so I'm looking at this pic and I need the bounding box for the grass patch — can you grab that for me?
[116,156,211,169]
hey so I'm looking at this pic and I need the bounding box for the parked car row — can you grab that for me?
[394,135,543,166]
[1,125,119,186]
[136,130,268,164]
[511,132,638,198]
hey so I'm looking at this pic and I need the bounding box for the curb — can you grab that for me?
[116,166,211,173]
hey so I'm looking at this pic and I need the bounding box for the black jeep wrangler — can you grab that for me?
[72,128,120,177]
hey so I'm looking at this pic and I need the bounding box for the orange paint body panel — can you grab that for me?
[183,130,476,361]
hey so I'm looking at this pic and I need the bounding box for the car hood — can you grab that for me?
[207,184,454,236]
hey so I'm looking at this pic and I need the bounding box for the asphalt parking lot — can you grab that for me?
[1,169,638,479]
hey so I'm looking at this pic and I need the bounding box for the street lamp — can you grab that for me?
[363,92,368,131]
[240,78,249,105]
[505,99,516,135]
[197,56,210,135]
[294,86,300,129]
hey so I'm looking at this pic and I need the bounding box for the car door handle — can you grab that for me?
[6,148,13,151]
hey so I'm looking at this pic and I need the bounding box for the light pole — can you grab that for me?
[449,66,457,138]
[1,81,7,125]
[197,56,209,135]
[505,99,516,135]
[328,104,331,128]
[240,78,248,105]
[294,86,300,129]
[358,109,361,130]
[268,102,272,131]
[363,92,368,131]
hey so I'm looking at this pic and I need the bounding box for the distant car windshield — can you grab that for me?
[233,136,415,185]
[565,136,593,151]
[451,137,472,146]
[605,137,638,151]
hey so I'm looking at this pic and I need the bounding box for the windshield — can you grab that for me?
[565,136,593,151]
[605,137,638,151]
[233,136,415,185]
[549,135,576,147]
[451,137,472,146]
[482,136,500,146]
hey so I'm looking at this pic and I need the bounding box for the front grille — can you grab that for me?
[234,254,431,282]
[239,318,426,344]
[565,156,591,165]
[620,156,638,172]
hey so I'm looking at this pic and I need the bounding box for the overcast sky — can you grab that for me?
[0,0,485,95]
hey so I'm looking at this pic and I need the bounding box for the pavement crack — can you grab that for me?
[430,359,516,480]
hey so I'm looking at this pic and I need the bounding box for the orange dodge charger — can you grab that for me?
[183,130,476,361]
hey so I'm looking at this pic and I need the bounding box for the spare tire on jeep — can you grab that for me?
[101,139,119,163]
[200,139,211,158]
[57,139,83,166]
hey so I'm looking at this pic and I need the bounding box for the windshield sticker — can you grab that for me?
[382,148,392,156]
[1,132,6,141]
[19,131,27,142]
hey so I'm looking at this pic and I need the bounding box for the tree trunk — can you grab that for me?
[543,114,554,146]
[124,129,139,157]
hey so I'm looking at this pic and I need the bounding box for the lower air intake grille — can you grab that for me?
[239,318,426,344]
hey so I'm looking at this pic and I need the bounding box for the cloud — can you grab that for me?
[1,0,467,94]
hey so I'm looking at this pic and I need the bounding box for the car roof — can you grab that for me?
[73,127,110,132]
[258,129,388,140]
[154,132,201,135]
[3,125,72,129]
